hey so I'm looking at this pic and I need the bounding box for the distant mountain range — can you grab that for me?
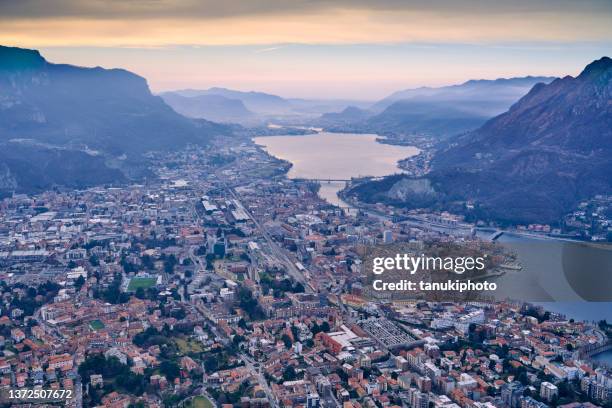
[318,106,371,127]
[170,77,555,133]
[349,57,612,224]
[4,44,610,226]
[163,87,372,124]
[0,45,227,195]
[319,76,556,138]
[169,87,291,115]
[372,76,557,111]
[160,92,256,124]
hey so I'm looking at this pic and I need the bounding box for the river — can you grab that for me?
[592,350,612,366]
[254,131,419,208]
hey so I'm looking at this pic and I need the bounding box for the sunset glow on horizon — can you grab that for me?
[1,0,611,99]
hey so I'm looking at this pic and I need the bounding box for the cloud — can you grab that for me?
[253,46,287,53]
[1,0,611,20]
[0,0,610,47]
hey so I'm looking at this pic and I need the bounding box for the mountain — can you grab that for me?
[0,143,125,195]
[351,58,612,224]
[0,45,227,194]
[173,87,291,115]
[160,92,256,124]
[287,99,373,115]
[365,100,493,138]
[372,76,557,111]
[362,76,556,138]
[317,106,372,126]
[428,57,612,223]
[171,88,373,123]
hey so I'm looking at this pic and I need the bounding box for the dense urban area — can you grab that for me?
[0,132,610,408]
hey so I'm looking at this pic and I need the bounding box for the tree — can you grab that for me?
[89,255,100,266]
[320,321,331,333]
[282,365,297,381]
[132,327,171,348]
[141,254,154,270]
[170,308,186,320]
[94,273,129,304]
[120,256,138,273]
[557,380,572,398]
[291,325,299,340]
[238,319,248,330]
[238,287,265,320]
[281,334,292,349]
[135,287,146,300]
[233,335,246,347]
[74,275,86,290]
[204,355,219,372]
[164,254,177,274]
[160,361,180,381]
[517,369,529,385]
[78,354,145,396]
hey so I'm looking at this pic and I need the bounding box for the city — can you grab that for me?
[1,1,611,407]
[0,132,610,408]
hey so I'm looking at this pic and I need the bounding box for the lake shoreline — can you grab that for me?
[253,131,419,209]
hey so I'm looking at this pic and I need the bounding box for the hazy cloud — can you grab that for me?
[0,0,610,20]
[253,46,287,53]
[0,1,610,100]
[0,1,610,53]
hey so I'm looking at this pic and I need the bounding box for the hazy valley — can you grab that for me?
[1,45,611,230]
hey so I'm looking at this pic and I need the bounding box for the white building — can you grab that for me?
[540,381,558,402]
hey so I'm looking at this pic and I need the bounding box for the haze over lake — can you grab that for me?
[254,132,419,207]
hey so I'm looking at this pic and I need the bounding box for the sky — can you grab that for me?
[1,0,611,99]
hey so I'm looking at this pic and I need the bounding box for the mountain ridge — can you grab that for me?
[373,76,557,111]
[171,87,291,114]
[430,56,612,223]
[349,57,611,224]
[0,45,228,194]
[160,92,256,124]
[318,76,556,138]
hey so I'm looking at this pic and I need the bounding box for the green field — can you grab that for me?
[127,277,157,291]
[187,396,214,408]
[176,337,204,354]
[89,320,105,330]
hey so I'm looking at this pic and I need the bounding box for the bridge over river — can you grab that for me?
[292,176,384,183]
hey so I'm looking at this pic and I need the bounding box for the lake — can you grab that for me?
[255,131,612,328]
[254,132,419,208]
[493,232,612,323]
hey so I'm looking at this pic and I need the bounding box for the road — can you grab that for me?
[209,163,315,293]
[239,352,279,408]
[225,187,315,293]
[192,303,279,408]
